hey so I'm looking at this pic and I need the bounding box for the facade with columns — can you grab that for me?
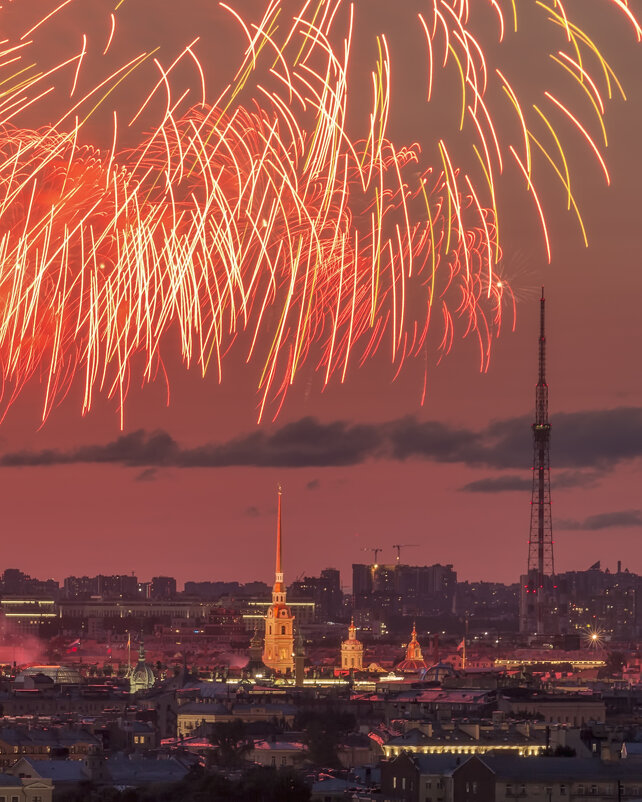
[263,489,295,674]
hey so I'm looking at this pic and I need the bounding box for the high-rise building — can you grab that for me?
[96,574,139,599]
[150,576,177,600]
[262,488,294,674]
[2,569,58,597]
[352,562,456,620]
[288,568,343,621]
[352,563,372,607]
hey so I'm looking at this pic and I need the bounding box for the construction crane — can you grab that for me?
[392,544,418,563]
[362,547,383,566]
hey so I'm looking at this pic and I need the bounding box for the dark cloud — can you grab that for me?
[553,470,604,490]
[461,475,532,493]
[388,417,483,463]
[460,469,605,494]
[1,407,641,471]
[306,479,320,491]
[0,418,381,469]
[557,510,642,531]
[245,505,261,518]
[176,417,382,468]
[1,430,178,467]
[552,409,642,468]
[135,468,158,482]
[397,407,642,471]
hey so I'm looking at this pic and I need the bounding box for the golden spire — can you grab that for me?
[274,485,284,592]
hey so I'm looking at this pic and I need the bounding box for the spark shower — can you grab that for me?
[0,0,639,424]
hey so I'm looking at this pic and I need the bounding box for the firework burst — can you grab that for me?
[0,0,638,423]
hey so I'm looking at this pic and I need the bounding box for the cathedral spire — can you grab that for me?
[274,485,283,592]
[263,485,294,675]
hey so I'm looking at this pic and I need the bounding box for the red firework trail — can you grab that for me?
[0,0,638,423]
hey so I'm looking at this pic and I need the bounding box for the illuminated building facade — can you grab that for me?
[396,624,428,672]
[262,488,294,675]
[129,638,156,694]
[341,618,364,671]
[352,562,456,622]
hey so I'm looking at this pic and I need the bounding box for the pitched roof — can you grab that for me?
[482,756,642,782]
[17,759,90,782]
[106,755,190,785]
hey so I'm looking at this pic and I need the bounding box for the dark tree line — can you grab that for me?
[55,765,310,802]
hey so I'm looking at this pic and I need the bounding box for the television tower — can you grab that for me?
[521,287,555,635]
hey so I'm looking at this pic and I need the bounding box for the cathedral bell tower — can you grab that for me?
[262,487,295,674]
[341,618,364,671]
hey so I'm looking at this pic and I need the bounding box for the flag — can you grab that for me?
[67,638,81,653]
[456,639,465,651]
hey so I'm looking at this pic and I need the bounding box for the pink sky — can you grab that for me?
[0,1,640,589]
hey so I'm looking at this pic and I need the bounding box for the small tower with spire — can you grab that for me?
[341,618,364,671]
[262,487,295,675]
[396,624,428,673]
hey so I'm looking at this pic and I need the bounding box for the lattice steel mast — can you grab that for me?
[526,287,554,633]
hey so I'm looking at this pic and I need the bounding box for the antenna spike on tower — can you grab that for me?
[539,286,547,388]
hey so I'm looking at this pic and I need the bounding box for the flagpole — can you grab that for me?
[463,615,468,671]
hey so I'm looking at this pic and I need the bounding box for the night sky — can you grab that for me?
[1,0,641,589]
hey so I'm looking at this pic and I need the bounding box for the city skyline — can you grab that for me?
[0,2,640,586]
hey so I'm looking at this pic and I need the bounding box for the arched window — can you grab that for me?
[281,625,286,635]
[268,625,272,635]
